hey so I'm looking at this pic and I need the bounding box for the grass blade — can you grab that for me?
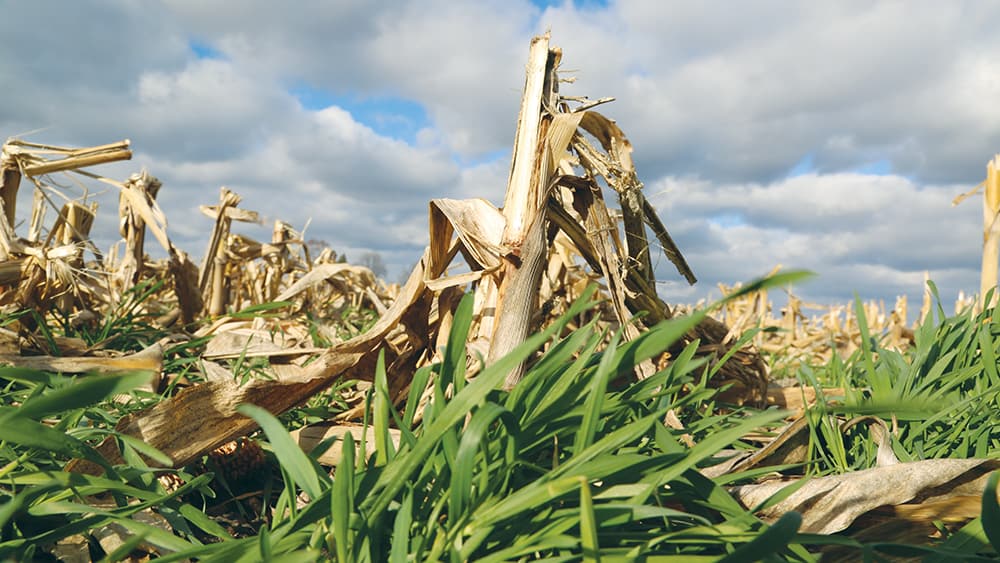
[16,371,152,420]
[579,477,600,563]
[373,350,393,466]
[982,471,1000,551]
[238,404,324,499]
[332,431,355,562]
[451,402,518,518]
[716,511,801,563]
[389,488,414,563]
[575,330,619,452]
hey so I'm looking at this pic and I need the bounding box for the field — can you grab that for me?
[3,34,1000,561]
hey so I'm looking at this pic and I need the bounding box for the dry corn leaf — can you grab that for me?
[202,328,324,360]
[0,342,162,376]
[702,416,811,480]
[427,197,505,273]
[275,262,376,302]
[730,458,1000,534]
[290,422,402,466]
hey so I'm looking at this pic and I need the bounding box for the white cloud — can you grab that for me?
[131,59,298,161]
[121,101,465,270]
[162,0,539,156]
[650,173,982,307]
[545,2,1000,184]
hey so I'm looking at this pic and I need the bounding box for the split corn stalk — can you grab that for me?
[47,201,96,312]
[118,171,162,289]
[199,188,243,315]
[0,145,20,259]
[487,33,560,389]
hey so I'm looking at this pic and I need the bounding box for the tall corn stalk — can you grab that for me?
[487,33,560,389]
[981,155,1000,313]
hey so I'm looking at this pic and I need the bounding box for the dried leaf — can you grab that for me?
[731,459,1000,534]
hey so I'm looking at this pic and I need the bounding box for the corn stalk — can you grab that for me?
[487,33,561,389]
[981,155,1000,313]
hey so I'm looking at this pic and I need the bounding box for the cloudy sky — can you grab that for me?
[3,1,998,315]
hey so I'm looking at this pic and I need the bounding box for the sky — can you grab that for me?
[2,0,999,315]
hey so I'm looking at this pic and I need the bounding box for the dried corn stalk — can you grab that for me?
[486,34,561,388]
[199,188,246,316]
[952,155,1000,314]
[0,138,132,314]
[117,171,162,289]
[0,144,22,260]
[982,155,1000,312]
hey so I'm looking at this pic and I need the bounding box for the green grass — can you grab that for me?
[789,284,1000,476]
[4,273,1000,560]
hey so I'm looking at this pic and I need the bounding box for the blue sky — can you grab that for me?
[290,84,431,144]
[189,40,223,60]
[2,0,998,313]
[187,39,433,144]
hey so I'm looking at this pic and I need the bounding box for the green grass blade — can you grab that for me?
[716,511,801,563]
[98,530,149,563]
[178,502,233,540]
[0,366,62,386]
[238,404,324,499]
[522,324,603,417]
[16,371,151,420]
[373,350,393,466]
[114,433,173,467]
[3,471,191,502]
[471,476,583,529]
[610,313,705,378]
[258,525,272,562]
[982,471,1000,551]
[110,517,199,555]
[978,325,1000,386]
[332,431,355,562]
[389,488,414,563]
[721,271,815,302]
[451,402,518,517]
[443,291,474,391]
[228,300,294,319]
[555,412,661,479]
[0,413,96,460]
[575,330,619,452]
[579,477,600,563]
[929,517,992,562]
[0,482,62,531]
[402,364,433,429]
[644,410,788,499]
[853,295,880,393]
